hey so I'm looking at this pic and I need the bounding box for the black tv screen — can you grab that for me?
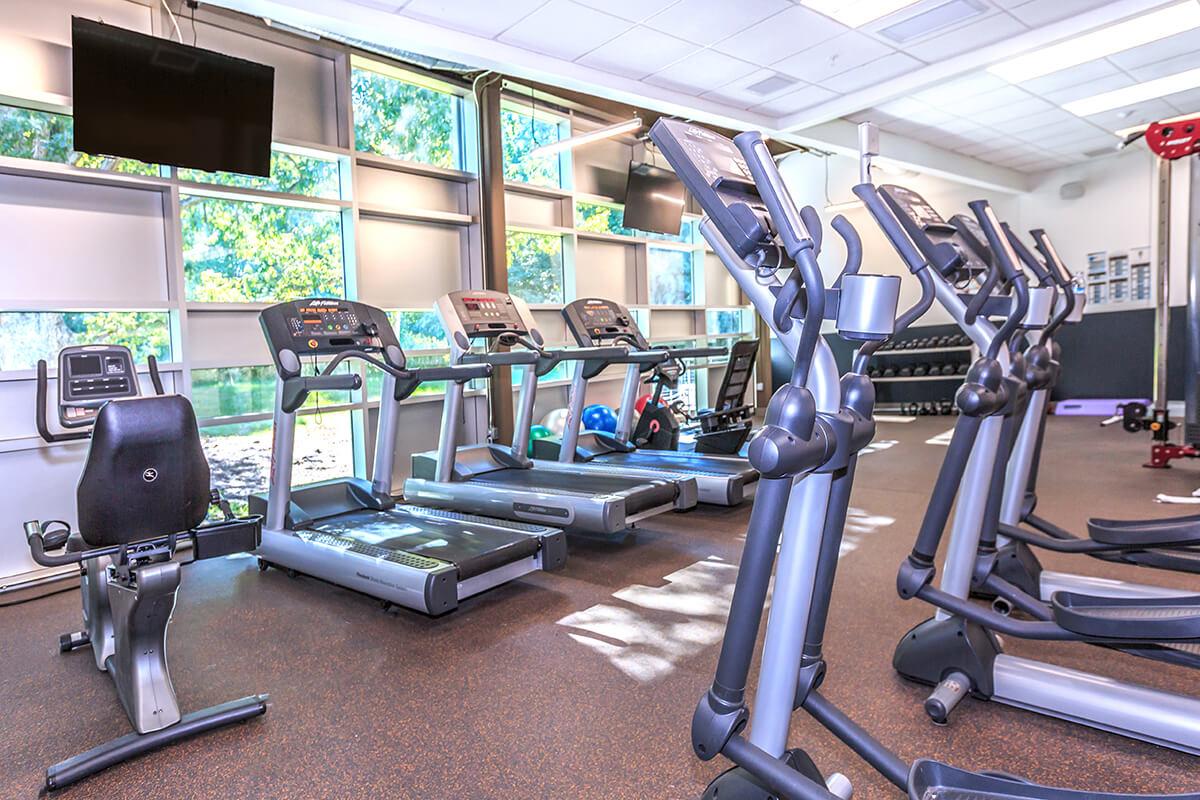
[623,162,686,236]
[71,17,275,176]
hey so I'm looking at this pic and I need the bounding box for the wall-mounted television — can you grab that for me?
[622,162,686,236]
[71,17,275,176]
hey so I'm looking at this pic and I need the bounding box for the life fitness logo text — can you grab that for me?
[142,468,158,483]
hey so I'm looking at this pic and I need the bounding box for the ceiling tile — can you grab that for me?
[645,48,760,94]
[970,96,1055,126]
[713,5,850,66]
[1107,27,1200,73]
[350,0,410,11]
[575,26,695,79]
[645,0,791,46]
[700,68,806,109]
[1163,87,1200,115]
[1079,98,1180,131]
[401,0,546,38]
[749,83,837,115]
[820,51,923,93]
[498,1,632,59]
[771,31,894,84]
[897,9,1025,59]
[912,73,1010,108]
[1006,0,1112,28]
[1127,51,1200,83]
[1020,59,1122,97]
[573,0,679,22]
[941,85,1031,116]
[1013,116,1108,143]
[1040,73,1135,106]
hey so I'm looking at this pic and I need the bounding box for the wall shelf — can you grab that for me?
[874,346,973,357]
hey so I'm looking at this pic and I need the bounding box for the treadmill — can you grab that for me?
[248,298,566,616]
[405,290,696,539]
[531,297,759,506]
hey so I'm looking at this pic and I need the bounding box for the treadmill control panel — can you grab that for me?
[447,291,529,338]
[562,298,649,349]
[648,117,771,258]
[57,345,140,427]
[878,184,987,281]
[259,298,403,379]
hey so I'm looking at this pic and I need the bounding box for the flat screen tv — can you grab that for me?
[71,17,275,176]
[623,162,686,236]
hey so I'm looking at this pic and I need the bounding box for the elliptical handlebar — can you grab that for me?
[968,200,1030,359]
[851,183,928,275]
[731,130,825,387]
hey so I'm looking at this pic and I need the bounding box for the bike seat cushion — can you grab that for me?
[77,395,211,547]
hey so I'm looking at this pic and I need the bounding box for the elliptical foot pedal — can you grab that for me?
[908,759,1200,799]
[1087,513,1200,547]
[1051,592,1200,640]
[702,749,825,800]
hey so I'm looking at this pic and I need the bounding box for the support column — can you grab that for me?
[477,74,515,444]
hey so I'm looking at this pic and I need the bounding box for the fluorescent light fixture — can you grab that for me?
[989,1,1200,84]
[1064,67,1200,117]
[802,0,922,27]
[530,118,641,158]
[825,200,861,213]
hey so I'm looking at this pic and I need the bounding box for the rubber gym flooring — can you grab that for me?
[3,415,1199,799]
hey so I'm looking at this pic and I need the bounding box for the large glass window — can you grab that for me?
[706,308,753,335]
[388,310,446,351]
[649,248,695,306]
[506,230,565,304]
[181,196,345,302]
[351,63,465,170]
[575,200,635,237]
[0,311,172,371]
[190,364,359,420]
[178,148,342,199]
[201,411,355,514]
[502,105,567,189]
[0,104,158,176]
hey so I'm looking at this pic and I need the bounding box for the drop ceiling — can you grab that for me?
[210,0,1198,182]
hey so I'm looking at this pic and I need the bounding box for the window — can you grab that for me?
[649,248,695,305]
[502,105,568,188]
[644,217,698,244]
[575,200,634,237]
[178,148,342,200]
[365,352,477,401]
[0,311,171,371]
[201,411,355,514]
[507,230,565,304]
[351,63,465,170]
[190,364,359,420]
[510,361,571,386]
[706,308,753,336]
[181,195,345,302]
[388,310,446,351]
[0,104,158,176]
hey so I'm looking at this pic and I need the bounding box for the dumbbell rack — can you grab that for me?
[871,343,974,382]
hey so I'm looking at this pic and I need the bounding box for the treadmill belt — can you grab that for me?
[473,468,678,510]
[312,508,540,580]
[598,452,755,479]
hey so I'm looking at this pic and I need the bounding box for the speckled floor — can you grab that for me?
[3,416,1199,799]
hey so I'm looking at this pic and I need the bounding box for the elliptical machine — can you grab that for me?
[25,345,268,791]
[651,116,1200,799]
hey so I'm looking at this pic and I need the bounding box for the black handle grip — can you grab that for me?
[1000,222,1051,284]
[800,205,823,255]
[35,360,88,444]
[148,355,166,395]
[414,364,492,383]
[832,215,862,277]
[732,131,813,258]
[852,184,926,274]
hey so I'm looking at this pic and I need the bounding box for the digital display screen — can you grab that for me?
[71,17,274,176]
[72,355,103,376]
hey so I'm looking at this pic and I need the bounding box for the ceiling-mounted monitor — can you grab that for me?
[622,162,686,236]
[71,17,275,176]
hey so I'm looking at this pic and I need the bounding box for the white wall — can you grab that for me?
[779,150,1021,328]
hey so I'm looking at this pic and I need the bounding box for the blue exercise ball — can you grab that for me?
[582,404,618,433]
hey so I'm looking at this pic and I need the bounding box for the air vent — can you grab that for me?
[879,0,985,44]
[746,73,798,96]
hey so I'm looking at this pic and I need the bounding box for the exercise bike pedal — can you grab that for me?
[59,631,89,653]
[924,670,970,725]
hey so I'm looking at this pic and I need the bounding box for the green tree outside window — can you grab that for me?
[0,311,171,371]
[352,67,462,169]
[501,107,565,188]
[649,248,695,305]
[181,195,345,302]
[0,105,158,176]
[178,149,341,199]
[506,230,564,304]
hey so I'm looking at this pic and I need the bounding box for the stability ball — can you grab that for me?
[527,424,553,456]
[541,408,570,436]
[582,404,618,433]
[635,393,655,414]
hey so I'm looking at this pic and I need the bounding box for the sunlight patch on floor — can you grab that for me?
[925,428,955,446]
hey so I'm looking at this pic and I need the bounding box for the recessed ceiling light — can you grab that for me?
[989,1,1200,84]
[1064,67,1200,117]
[801,0,923,28]
[877,0,984,44]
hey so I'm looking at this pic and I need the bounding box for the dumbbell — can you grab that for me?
[939,399,954,415]
[938,363,956,376]
[883,366,897,378]
[913,363,930,377]
[868,366,882,378]
[956,363,969,375]
[898,365,914,377]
